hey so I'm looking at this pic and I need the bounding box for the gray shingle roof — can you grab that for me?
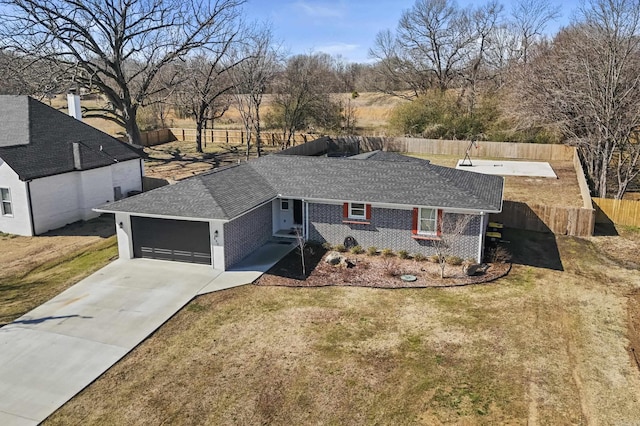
[0,96,140,180]
[96,163,277,220]
[253,155,503,211]
[98,153,503,220]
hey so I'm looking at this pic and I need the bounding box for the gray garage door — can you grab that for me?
[131,216,211,265]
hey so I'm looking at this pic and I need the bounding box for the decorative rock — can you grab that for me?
[340,258,356,268]
[325,252,343,265]
[463,263,489,276]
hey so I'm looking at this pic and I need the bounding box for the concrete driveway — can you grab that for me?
[0,259,222,426]
[0,240,294,426]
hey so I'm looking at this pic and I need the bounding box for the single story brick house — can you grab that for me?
[0,95,143,236]
[96,151,504,270]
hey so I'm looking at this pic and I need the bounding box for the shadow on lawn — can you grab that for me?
[265,245,327,281]
[501,228,564,271]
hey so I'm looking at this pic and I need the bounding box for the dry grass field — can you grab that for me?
[46,92,402,136]
[43,226,640,425]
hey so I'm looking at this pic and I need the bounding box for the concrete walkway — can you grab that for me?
[0,241,293,426]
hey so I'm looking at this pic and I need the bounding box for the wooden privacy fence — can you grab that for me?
[593,198,640,227]
[117,128,176,146]
[491,201,595,237]
[168,128,318,147]
[394,137,575,161]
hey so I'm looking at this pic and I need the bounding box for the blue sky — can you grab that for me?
[243,0,582,63]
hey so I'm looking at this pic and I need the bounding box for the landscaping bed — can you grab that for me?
[255,246,510,288]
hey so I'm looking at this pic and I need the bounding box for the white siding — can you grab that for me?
[0,158,32,235]
[115,212,133,260]
[29,160,142,235]
[111,159,142,198]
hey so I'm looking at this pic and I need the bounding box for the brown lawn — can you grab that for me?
[44,227,640,425]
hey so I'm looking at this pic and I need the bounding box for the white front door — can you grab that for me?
[279,198,294,230]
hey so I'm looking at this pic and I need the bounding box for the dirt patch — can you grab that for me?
[255,247,510,288]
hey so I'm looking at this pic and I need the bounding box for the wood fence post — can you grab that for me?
[226,131,229,144]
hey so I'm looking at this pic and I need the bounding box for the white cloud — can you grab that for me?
[292,1,346,19]
[316,42,359,55]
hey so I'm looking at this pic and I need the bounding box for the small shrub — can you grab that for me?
[334,244,346,253]
[486,245,512,263]
[397,250,409,259]
[413,253,426,262]
[381,248,394,257]
[445,256,463,266]
[350,245,364,254]
[429,254,440,263]
[367,246,378,256]
[382,258,401,277]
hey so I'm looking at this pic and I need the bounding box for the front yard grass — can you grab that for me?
[44,228,640,425]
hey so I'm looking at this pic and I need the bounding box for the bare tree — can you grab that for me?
[0,0,245,146]
[431,213,475,279]
[370,0,479,95]
[267,53,341,146]
[294,227,307,278]
[230,25,281,159]
[511,0,640,198]
[510,0,561,64]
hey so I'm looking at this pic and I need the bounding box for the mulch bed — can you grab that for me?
[254,246,511,289]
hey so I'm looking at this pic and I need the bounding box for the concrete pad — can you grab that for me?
[198,241,295,295]
[456,159,557,178]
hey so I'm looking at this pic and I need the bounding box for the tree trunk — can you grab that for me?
[123,104,142,147]
[195,120,204,153]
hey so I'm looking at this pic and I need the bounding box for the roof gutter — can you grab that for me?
[276,194,503,214]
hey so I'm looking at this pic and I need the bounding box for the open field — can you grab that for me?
[46,91,402,137]
[44,227,640,425]
[0,217,117,325]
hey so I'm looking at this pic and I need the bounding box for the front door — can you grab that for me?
[293,199,303,225]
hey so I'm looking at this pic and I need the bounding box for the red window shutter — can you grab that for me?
[412,208,418,234]
[343,202,349,218]
[437,210,443,236]
[366,204,372,220]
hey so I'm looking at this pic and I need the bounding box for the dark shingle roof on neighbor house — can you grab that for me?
[97,152,504,221]
[0,96,140,181]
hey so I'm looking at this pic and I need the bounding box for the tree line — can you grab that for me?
[0,0,639,199]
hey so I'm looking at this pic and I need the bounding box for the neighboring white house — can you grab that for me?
[0,95,143,236]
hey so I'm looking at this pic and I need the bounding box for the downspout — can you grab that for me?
[139,159,144,191]
[305,200,309,240]
[25,180,36,236]
[477,213,486,263]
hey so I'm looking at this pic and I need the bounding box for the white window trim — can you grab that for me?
[418,207,437,235]
[280,199,290,211]
[1,188,12,217]
[348,202,367,220]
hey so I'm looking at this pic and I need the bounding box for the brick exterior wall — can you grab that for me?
[308,203,482,261]
[223,202,272,269]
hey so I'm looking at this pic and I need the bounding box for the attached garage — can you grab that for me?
[131,216,211,265]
